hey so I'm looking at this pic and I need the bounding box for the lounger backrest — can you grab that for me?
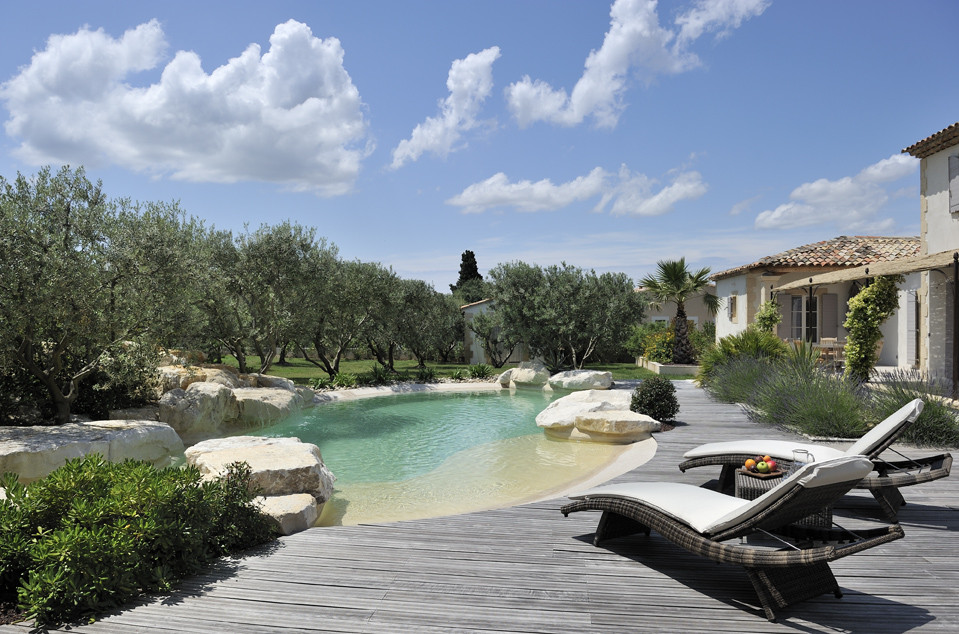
[846,398,924,457]
[702,455,873,535]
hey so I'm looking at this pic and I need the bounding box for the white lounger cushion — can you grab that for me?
[847,398,924,455]
[571,455,873,536]
[682,398,924,462]
[682,440,845,462]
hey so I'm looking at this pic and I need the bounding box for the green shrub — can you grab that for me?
[468,364,494,379]
[415,366,436,382]
[750,360,873,438]
[0,456,275,627]
[697,328,788,387]
[331,372,358,388]
[688,321,716,361]
[308,376,332,390]
[449,369,465,381]
[362,364,393,386]
[844,275,902,383]
[625,321,670,359]
[870,369,959,447]
[703,355,775,405]
[754,299,782,334]
[630,376,680,422]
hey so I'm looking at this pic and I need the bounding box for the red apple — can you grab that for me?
[766,459,778,472]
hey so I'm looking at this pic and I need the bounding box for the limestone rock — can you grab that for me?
[186,436,335,503]
[510,362,550,387]
[497,369,514,388]
[158,365,207,392]
[233,388,302,426]
[158,383,239,441]
[0,420,184,483]
[256,493,319,535]
[250,374,297,392]
[109,405,159,421]
[535,390,656,444]
[201,367,244,389]
[548,370,613,391]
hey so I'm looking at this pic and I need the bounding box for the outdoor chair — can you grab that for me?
[678,399,952,519]
[561,455,904,622]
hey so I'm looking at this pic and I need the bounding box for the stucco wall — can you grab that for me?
[714,276,748,339]
[921,151,959,255]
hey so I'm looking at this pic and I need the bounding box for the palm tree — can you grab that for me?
[640,258,720,365]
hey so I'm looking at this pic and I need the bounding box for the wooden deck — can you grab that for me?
[7,382,958,632]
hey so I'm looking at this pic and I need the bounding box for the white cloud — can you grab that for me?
[595,164,707,216]
[506,0,769,128]
[390,47,500,169]
[445,168,608,214]
[0,20,372,195]
[446,163,706,215]
[754,154,919,230]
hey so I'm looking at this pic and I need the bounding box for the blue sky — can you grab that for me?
[1,1,956,291]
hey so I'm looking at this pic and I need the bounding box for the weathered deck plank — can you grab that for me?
[3,381,957,632]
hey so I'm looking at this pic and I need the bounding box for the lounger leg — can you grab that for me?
[870,486,906,520]
[717,464,736,493]
[594,511,650,546]
[745,563,841,622]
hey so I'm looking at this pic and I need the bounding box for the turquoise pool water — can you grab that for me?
[249,388,647,525]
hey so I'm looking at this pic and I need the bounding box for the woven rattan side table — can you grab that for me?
[734,469,832,528]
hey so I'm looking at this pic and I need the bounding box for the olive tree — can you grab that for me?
[467,308,519,368]
[395,281,464,367]
[296,259,394,378]
[0,166,201,424]
[197,222,323,374]
[488,261,646,372]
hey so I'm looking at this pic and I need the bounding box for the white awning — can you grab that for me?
[774,250,959,292]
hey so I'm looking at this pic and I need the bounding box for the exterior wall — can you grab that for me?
[644,288,717,325]
[920,151,959,256]
[714,275,748,339]
[917,142,959,378]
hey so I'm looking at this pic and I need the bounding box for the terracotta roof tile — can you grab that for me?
[711,235,920,280]
[902,122,959,159]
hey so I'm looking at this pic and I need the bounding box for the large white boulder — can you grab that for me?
[233,388,302,426]
[158,382,239,441]
[185,436,335,503]
[535,390,658,444]
[256,493,319,535]
[548,370,613,391]
[497,368,514,388]
[249,374,297,392]
[510,362,550,387]
[158,365,207,392]
[0,420,184,483]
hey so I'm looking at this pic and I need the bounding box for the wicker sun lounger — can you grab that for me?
[561,456,904,622]
[678,399,952,519]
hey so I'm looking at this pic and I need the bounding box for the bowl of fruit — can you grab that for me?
[740,455,782,478]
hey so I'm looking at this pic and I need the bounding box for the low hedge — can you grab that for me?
[0,456,276,627]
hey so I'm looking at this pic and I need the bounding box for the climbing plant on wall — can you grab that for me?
[843,275,903,383]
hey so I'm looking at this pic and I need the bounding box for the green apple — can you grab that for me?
[756,461,770,474]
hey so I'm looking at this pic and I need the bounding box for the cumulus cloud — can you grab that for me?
[446,163,706,215]
[506,0,769,128]
[0,20,372,195]
[445,168,608,214]
[594,164,707,216]
[390,47,500,169]
[754,154,919,231]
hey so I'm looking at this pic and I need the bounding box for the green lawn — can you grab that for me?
[218,356,694,384]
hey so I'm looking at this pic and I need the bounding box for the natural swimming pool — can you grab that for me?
[249,386,656,526]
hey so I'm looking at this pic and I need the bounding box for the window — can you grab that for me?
[791,296,803,339]
[790,295,819,341]
[727,294,738,323]
[950,154,959,214]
